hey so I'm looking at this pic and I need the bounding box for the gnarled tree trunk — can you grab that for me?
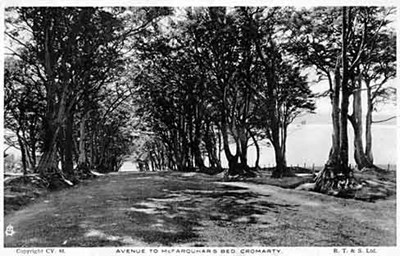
[315,8,356,195]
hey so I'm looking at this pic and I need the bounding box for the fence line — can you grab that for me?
[260,163,397,172]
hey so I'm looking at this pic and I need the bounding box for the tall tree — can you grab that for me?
[287,7,395,194]
[185,7,259,176]
[347,7,396,169]
[5,7,127,184]
[136,7,315,178]
[239,7,315,178]
[312,7,357,193]
[4,57,45,174]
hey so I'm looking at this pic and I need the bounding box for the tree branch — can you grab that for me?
[372,116,397,124]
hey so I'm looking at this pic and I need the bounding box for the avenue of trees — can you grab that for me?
[4,7,172,184]
[4,7,396,194]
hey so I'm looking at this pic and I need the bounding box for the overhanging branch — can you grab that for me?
[372,116,397,124]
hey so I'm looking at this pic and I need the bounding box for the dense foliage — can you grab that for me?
[4,7,395,192]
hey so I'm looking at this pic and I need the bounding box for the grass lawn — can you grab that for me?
[4,171,396,247]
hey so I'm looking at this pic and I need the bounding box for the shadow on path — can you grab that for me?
[4,171,396,247]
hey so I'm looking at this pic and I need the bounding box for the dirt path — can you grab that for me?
[4,172,396,247]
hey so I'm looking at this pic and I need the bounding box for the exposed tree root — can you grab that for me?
[198,166,224,175]
[314,164,360,198]
[75,163,97,180]
[38,167,74,190]
[271,167,296,178]
[223,164,259,181]
[359,165,388,173]
[4,174,49,188]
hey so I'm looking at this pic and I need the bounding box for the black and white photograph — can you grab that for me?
[1,0,398,255]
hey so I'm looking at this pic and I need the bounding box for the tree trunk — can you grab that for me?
[193,115,205,170]
[315,8,355,195]
[249,130,260,169]
[204,122,221,170]
[221,120,240,176]
[352,120,372,169]
[37,114,63,178]
[37,83,69,180]
[37,120,60,177]
[89,132,95,167]
[270,120,291,178]
[218,129,222,163]
[350,77,373,169]
[271,137,290,178]
[30,131,37,170]
[328,68,341,167]
[339,8,350,173]
[238,127,248,168]
[339,86,350,172]
[62,111,74,177]
[17,130,28,175]
[315,63,343,194]
[36,25,69,186]
[365,84,374,164]
[78,110,91,166]
[78,118,86,165]
[172,129,184,172]
[37,143,59,175]
[187,113,194,169]
[39,111,59,176]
